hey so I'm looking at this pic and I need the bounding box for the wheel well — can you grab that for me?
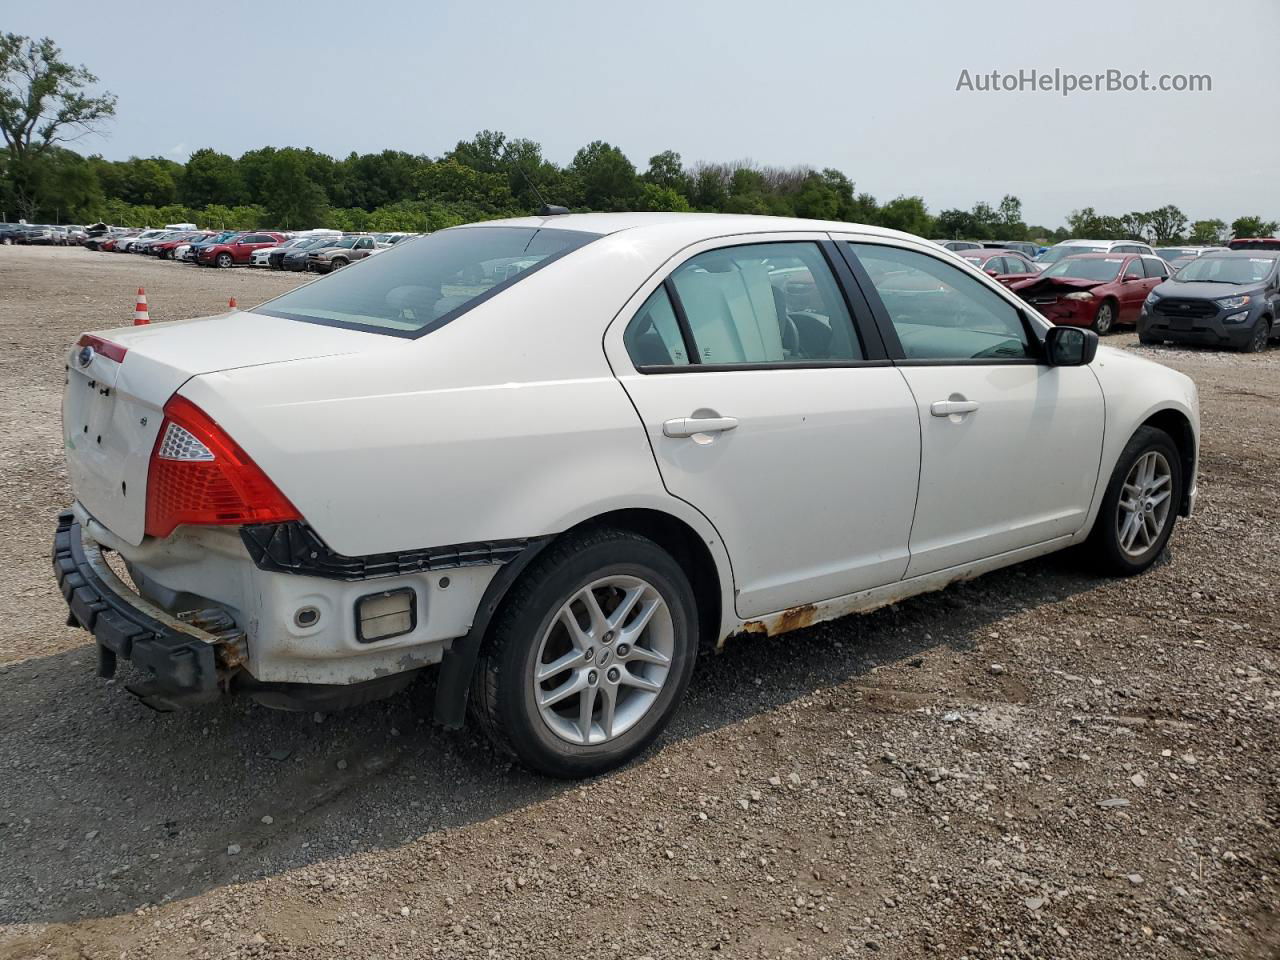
[564,509,723,648]
[1142,409,1196,516]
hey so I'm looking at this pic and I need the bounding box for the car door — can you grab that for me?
[353,236,376,260]
[605,235,921,619]
[1002,255,1039,286]
[1117,257,1149,322]
[837,237,1105,578]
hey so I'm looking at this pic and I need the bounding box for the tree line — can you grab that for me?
[2,34,1276,243]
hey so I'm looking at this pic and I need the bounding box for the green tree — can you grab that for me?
[180,148,243,207]
[259,150,327,227]
[934,208,977,239]
[570,140,639,211]
[1231,215,1279,239]
[417,158,512,208]
[643,150,691,198]
[1145,204,1187,244]
[0,33,116,218]
[1187,219,1226,244]
[878,195,932,236]
[448,130,507,174]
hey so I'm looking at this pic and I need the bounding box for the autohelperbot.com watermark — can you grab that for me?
[955,68,1212,96]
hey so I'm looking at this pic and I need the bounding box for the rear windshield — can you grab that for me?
[258,226,599,337]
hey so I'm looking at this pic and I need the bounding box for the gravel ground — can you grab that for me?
[0,245,1275,960]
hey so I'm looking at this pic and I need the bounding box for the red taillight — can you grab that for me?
[144,395,300,538]
[77,334,128,364]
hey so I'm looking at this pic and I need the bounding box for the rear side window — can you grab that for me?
[669,242,862,364]
[848,243,1031,361]
[258,226,598,337]
[624,287,690,366]
[1142,257,1169,279]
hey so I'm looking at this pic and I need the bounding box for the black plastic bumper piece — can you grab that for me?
[52,511,220,705]
[241,520,529,581]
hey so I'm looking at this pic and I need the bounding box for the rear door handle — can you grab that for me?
[663,416,739,438]
[930,399,980,418]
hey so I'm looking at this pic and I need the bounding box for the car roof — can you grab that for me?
[1202,249,1280,259]
[451,211,927,245]
[1061,252,1138,259]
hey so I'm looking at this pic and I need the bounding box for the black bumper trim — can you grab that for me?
[52,511,220,701]
[240,521,530,582]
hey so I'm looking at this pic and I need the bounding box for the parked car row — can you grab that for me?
[0,223,88,245]
[77,224,420,270]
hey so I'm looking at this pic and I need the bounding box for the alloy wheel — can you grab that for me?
[1094,302,1114,335]
[532,575,674,746]
[1116,450,1173,557]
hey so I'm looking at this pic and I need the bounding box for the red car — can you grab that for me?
[197,231,288,268]
[1227,237,1280,251]
[150,231,212,259]
[1011,253,1170,335]
[954,248,1039,288]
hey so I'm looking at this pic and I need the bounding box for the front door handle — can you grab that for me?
[663,416,739,438]
[930,399,980,418]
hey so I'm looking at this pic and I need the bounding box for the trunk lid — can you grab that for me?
[63,310,390,545]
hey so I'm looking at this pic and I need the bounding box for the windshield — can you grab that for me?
[1177,256,1276,284]
[259,226,599,337]
[1043,257,1124,281]
[1038,244,1105,264]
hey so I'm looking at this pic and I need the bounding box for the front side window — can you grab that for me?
[669,242,862,364]
[258,226,599,336]
[848,243,1032,361]
[1123,259,1144,279]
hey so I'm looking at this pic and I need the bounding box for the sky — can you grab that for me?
[8,0,1279,227]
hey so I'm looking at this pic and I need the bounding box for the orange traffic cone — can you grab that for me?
[228,296,238,310]
[133,287,150,325]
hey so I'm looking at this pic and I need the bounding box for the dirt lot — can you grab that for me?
[0,245,1276,959]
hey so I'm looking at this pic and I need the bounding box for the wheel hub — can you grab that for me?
[1116,450,1173,557]
[531,575,675,746]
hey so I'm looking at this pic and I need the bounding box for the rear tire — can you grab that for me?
[470,527,699,779]
[1086,426,1182,576]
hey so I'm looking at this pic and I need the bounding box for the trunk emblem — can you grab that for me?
[77,345,94,367]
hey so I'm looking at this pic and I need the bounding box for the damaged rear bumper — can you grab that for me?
[52,511,244,709]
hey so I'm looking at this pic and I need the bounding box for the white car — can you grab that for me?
[55,213,1199,778]
[114,228,166,253]
[1034,238,1157,272]
[250,237,307,267]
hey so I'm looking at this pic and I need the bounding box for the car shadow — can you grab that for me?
[0,552,1104,926]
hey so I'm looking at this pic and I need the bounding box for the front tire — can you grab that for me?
[1086,426,1182,576]
[471,528,699,778]
[1092,300,1116,335]
[216,252,233,269]
[1242,316,1270,353]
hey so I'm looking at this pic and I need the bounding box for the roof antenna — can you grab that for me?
[517,166,568,216]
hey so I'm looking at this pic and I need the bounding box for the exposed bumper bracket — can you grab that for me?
[53,511,237,705]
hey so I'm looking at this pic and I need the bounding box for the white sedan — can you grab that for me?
[54,213,1199,777]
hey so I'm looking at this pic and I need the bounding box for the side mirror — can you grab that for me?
[986,269,1000,277]
[1122,274,1141,282]
[1044,325,1098,366]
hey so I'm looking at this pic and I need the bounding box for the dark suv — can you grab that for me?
[1138,250,1280,352]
